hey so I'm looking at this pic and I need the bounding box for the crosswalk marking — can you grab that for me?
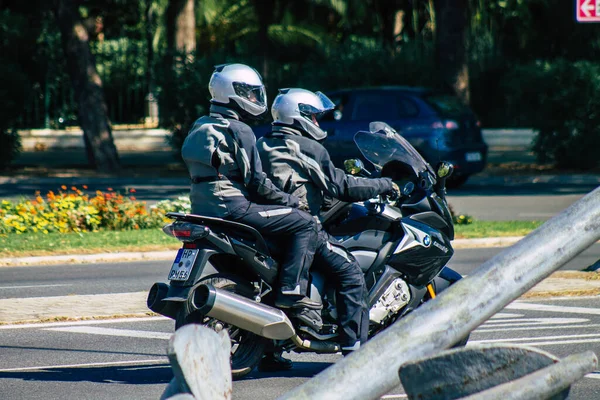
[489,313,524,319]
[475,323,600,333]
[479,317,589,328]
[471,333,600,344]
[45,326,172,340]
[506,302,600,315]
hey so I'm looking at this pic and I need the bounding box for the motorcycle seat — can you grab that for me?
[166,212,285,258]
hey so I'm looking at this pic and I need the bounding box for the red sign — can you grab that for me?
[577,0,600,22]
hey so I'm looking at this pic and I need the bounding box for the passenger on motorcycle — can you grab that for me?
[258,88,400,355]
[181,64,321,311]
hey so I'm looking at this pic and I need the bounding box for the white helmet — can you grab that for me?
[271,88,335,141]
[208,63,267,118]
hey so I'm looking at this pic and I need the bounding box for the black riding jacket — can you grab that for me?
[181,106,299,217]
[257,125,393,216]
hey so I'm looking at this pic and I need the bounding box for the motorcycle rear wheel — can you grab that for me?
[176,274,268,379]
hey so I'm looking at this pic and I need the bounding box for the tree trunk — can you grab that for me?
[166,0,196,59]
[251,0,275,80]
[435,0,470,105]
[53,0,120,173]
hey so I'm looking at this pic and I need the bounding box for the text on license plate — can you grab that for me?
[465,152,482,162]
[168,249,199,281]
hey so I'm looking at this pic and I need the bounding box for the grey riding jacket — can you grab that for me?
[257,125,394,215]
[181,107,299,217]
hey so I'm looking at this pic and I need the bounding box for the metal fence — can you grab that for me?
[19,38,149,129]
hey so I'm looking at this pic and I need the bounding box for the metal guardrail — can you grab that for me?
[278,186,600,400]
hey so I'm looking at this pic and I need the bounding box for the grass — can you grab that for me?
[0,220,545,259]
[454,220,544,239]
[0,229,181,258]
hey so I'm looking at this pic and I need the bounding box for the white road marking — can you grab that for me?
[506,302,600,315]
[480,318,589,327]
[0,284,72,290]
[489,313,524,319]
[0,316,169,330]
[471,333,600,344]
[380,395,407,399]
[475,323,600,333]
[513,338,600,347]
[0,359,166,373]
[585,372,600,380]
[45,326,172,340]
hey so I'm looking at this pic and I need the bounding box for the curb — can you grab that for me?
[0,250,175,267]
[0,237,527,267]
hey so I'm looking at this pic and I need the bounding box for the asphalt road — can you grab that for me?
[2,244,599,300]
[2,298,600,399]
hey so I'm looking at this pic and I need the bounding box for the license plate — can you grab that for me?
[465,152,482,162]
[168,249,199,281]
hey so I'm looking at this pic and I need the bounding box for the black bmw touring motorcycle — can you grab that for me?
[147,122,468,378]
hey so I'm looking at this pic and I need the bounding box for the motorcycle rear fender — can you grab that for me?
[432,266,463,293]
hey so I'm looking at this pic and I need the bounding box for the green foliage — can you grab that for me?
[498,60,600,170]
[0,188,190,235]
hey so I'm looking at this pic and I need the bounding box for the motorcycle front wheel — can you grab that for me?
[176,273,268,379]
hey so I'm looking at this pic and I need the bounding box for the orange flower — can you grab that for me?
[107,188,113,192]
[71,186,77,191]
[130,196,136,201]
[130,188,136,193]
[83,185,88,189]
[61,185,67,190]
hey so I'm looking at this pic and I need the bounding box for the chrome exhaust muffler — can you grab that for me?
[191,284,296,340]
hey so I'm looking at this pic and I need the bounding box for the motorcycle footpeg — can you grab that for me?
[291,308,324,331]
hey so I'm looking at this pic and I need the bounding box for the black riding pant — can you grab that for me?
[313,229,369,347]
[227,202,319,294]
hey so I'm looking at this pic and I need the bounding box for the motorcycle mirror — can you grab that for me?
[436,161,454,179]
[344,159,365,175]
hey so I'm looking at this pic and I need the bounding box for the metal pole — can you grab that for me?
[460,351,598,400]
[278,187,600,400]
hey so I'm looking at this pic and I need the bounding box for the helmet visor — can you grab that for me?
[232,82,267,107]
[298,91,335,125]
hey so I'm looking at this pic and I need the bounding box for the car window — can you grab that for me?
[424,93,471,117]
[351,93,419,121]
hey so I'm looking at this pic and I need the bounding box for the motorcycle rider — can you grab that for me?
[257,88,400,357]
[180,64,321,310]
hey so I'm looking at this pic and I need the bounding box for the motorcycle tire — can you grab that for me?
[175,273,268,379]
[429,279,470,349]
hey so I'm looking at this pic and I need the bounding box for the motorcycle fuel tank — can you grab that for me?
[388,218,453,287]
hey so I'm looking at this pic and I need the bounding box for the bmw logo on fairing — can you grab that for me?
[423,235,431,247]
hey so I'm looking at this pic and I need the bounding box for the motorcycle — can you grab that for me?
[147,121,468,379]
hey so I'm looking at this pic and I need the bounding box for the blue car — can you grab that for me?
[255,86,488,187]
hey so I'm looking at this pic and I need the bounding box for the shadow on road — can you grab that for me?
[0,344,163,358]
[239,361,334,381]
[0,363,172,385]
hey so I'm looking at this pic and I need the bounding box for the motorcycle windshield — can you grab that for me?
[354,127,434,178]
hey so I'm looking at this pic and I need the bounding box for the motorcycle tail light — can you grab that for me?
[162,221,210,243]
[444,120,459,130]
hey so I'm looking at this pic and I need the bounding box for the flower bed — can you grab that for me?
[0,187,191,235]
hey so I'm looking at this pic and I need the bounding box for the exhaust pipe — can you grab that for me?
[147,282,180,319]
[191,284,296,340]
